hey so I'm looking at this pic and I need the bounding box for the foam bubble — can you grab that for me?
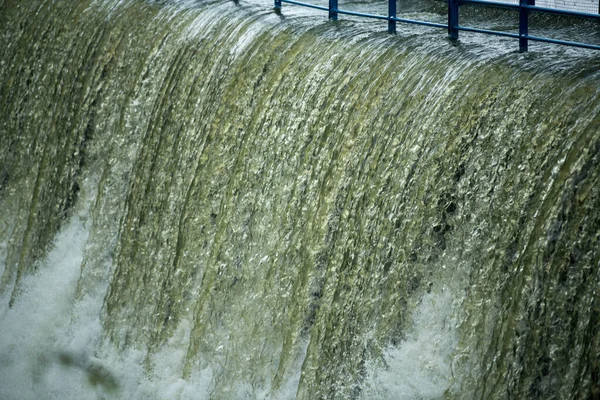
[0,198,95,400]
[361,289,458,400]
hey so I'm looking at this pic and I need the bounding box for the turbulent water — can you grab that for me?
[0,0,599,398]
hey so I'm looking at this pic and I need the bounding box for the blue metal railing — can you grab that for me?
[274,0,600,52]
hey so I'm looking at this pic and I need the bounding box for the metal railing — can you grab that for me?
[273,0,600,51]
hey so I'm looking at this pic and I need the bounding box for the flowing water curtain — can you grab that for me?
[0,0,599,399]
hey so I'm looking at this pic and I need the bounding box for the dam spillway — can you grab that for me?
[0,0,599,399]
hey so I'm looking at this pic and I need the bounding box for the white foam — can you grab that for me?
[361,289,458,400]
[0,173,213,399]
[0,202,458,399]
[0,182,298,399]
[0,175,459,399]
[0,196,95,399]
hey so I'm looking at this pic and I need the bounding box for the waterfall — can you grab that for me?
[0,0,599,398]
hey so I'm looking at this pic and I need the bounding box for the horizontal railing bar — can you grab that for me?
[335,9,389,20]
[281,0,600,24]
[523,5,600,20]
[459,0,519,10]
[339,9,448,29]
[456,25,520,38]
[281,0,329,12]
[391,16,448,29]
[460,0,600,20]
[456,25,600,49]
[525,34,600,50]
[280,4,449,28]
[278,0,600,51]
[337,9,448,29]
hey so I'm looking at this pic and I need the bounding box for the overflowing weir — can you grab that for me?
[0,0,599,398]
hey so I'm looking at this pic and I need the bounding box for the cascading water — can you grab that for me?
[0,0,599,398]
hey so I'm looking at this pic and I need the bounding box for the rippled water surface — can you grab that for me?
[0,0,599,398]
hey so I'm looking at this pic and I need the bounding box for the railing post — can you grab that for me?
[274,0,281,11]
[388,0,396,34]
[448,0,459,40]
[329,0,338,20]
[519,0,529,52]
